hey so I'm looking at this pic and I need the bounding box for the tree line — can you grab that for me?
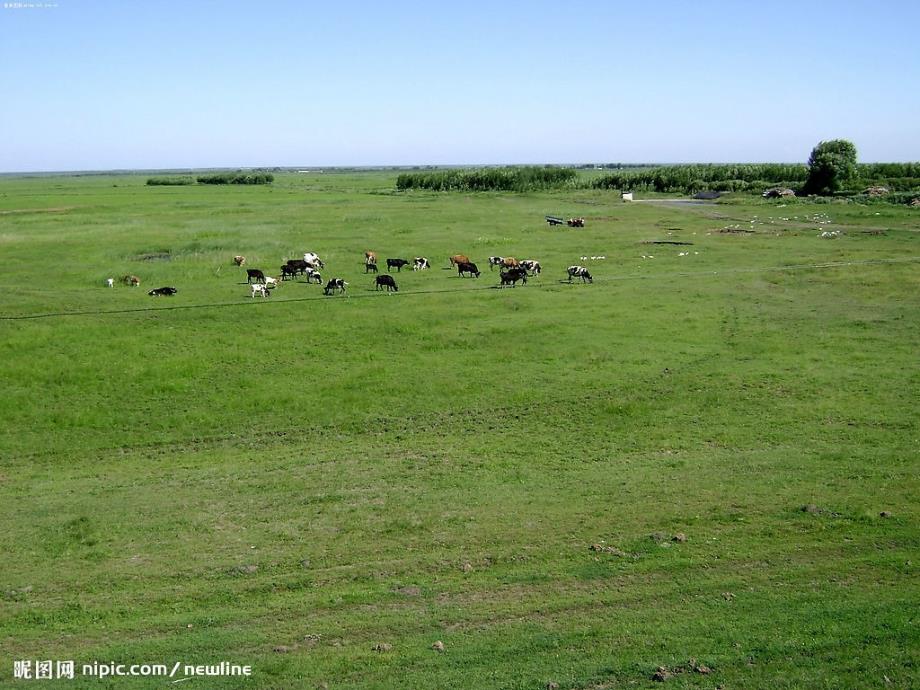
[396,166,577,192]
[146,173,274,186]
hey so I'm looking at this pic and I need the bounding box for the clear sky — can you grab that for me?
[1,0,918,172]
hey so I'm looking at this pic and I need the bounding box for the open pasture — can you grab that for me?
[0,172,918,688]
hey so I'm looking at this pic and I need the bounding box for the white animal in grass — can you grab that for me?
[106,278,114,288]
[250,284,270,298]
[303,252,324,268]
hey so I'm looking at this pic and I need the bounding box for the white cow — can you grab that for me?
[413,257,430,271]
[250,284,270,298]
[106,278,114,288]
[264,276,278,288]
[303,252,324,268]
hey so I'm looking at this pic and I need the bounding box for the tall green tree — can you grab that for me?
[804,139,858,195]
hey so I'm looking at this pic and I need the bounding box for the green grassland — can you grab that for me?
[0,172,918,689]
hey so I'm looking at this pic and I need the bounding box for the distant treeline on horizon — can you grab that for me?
[396,163,920,198]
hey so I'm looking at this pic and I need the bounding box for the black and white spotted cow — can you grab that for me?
[520,259,541,275]
[148,286,178,296]
[566,266,593,283]
[412,257,430,271]
[323,278,348,295]
[488,256,504,271]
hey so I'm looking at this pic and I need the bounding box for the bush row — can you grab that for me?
[146,174,274,186]
[591,164,920,195]
[592,164,808,193]
[396,166,577,192]
[146,177,195,186]
[196,173,274,185]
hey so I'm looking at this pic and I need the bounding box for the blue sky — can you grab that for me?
[1,0,918,171]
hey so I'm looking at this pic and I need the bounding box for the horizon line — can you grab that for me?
[2,159,917,177]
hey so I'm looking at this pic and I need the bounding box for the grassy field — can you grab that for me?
[0,171,918,689]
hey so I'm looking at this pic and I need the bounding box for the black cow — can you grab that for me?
[375,274,398,292]
[280,264,298,280]
[148,286,177,296]
[323,278,347,295]
[246,269,266,284]
[500,268,528,287]
[286,259,309,275]
[387,258,409,272]
[365,262,378,273]
[457,261,481,278]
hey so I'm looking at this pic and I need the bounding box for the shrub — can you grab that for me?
[803,140,858,195]
[146,177,194,186]
[396,166,576,192]
[196,173,274,185]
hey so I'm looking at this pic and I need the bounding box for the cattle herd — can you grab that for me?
[107,251,593,299]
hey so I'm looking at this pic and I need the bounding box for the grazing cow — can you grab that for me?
[106,278,114,288]
[500,257,520,269]
[286,259,309,275]
[520,259,541,275]
[567,265,593,283]
[250,284,270,298]
[500,267,528,288]
[387,258,409,272]
[375,274,398,292]
[365,262,378,274]
[280,264,298,280]
[488,256,504,270]
[303,252,324,268]
[365,251,377,266]
[449,254,470,267]
[264,276,278,288]
[246,269,266,284]
[148,286,177,296]
[122,275,140,287]
[323,278,348,295]
[413,257,430,271]
[233,255,246,266]
[457,261,481,278]
[305,268,323,284]
[567,218,585,228]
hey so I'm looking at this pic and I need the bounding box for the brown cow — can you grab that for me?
[500,257,520,269]
[122,275,140,287]
[449,254,470,267]
[233,255,246,266]
[365,251,377,266]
